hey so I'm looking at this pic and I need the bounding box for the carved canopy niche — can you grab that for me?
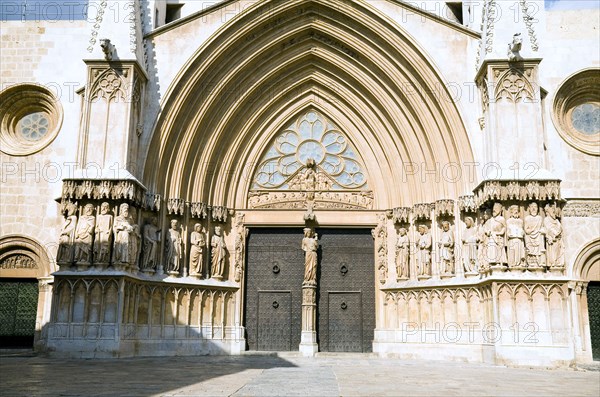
[248,110,374,210]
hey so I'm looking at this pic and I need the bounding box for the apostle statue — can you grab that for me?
[141,217,160,272]
[484,203,507,267]
[524,202,545,267]
[395,227,410,279]
[438,221,455,275]
[113,203,136,268]
[302,227,319,286]
[57,202,78,265]
[211,225,226,280]
[417,225,432,277]
[74,204,95,265]
[189,223,206,278]
[544,203,565,269]
[461,216,479,274]
[506,205,525,268]
[165,219,182,275]
[94,202,113,265]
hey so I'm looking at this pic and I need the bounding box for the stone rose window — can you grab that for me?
[552,69,600,156]
[0,84,63,156]
[252,109,369,190]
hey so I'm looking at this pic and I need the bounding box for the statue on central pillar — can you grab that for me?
[302,227,319,286]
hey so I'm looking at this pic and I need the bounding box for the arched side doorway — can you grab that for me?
[0,235,53,349]
[571,238,600,361]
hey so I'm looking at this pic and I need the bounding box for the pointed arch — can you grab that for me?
[142,0,475,209]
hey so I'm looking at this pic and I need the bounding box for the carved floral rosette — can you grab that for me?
[473,180,561,209]
[167,198,185,216]
[62,179,146,206]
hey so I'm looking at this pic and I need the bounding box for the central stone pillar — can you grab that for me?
[300,285,318,356]
[299,225,319,356]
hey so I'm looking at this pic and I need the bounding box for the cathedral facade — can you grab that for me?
[0,0,599,366]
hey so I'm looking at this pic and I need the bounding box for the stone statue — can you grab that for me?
[506,205,525,268]
[302,228,319,286]
[484,203,507,267]
[211,225,226,280]
[165,219,182,275]
[478,210,491,272]
[74,204,95,265]
[94,202,113,264]
[113,203,136,268]
[57,203,78,264]
[417,225,432,277]
[461,217,478,274]
[141,217,160,271]
[438,221,455,275]
[395,227,409,279]
[304,158,317,201]
[507,33,523,62]
[524,202,545,267]
[544,203,565,269]
[189,223,206,278]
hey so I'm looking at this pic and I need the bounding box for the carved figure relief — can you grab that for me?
[211,225,226,280]
[417,225,432,277]
[94,202,113,264]
[165,219,182,274]
[484,203,507,267]
[372,214,388,284]
[141,218,160,272]
[395,228,409,280]
[461,217,479,274]
[189,223,206,278]
[524,202,545,268]
[234,213,248,283]
[113,203,137,267]
[302,228,319,286]
[544,203,565,269]
[74,204,96,265]
[438,221,455,275]
[506,205,526,268]
[57,202,78,265]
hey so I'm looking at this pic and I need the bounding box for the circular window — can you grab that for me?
[0,84,63,156]
[552,69,600,156]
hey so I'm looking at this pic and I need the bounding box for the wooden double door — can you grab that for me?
[244,228,374,352]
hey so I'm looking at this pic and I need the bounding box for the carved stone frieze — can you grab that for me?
[144,193,161,212]
[435,199,454,218]
[167,198,185,216]
[190,202,208,219]
[562,201,600,217]
[248,191,374,210]
[413,203,433,220]
[61,179,146,206]
[211,206,229,223]
[0,254,37,269]
[391,207,411,224]
[474,180,561,208]
[458,195,477,213]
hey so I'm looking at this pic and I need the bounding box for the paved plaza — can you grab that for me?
[1,352,599,397]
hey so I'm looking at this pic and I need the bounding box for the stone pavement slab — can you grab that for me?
[0,353,598,397]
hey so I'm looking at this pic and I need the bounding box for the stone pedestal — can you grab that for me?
[299,285,318,356]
